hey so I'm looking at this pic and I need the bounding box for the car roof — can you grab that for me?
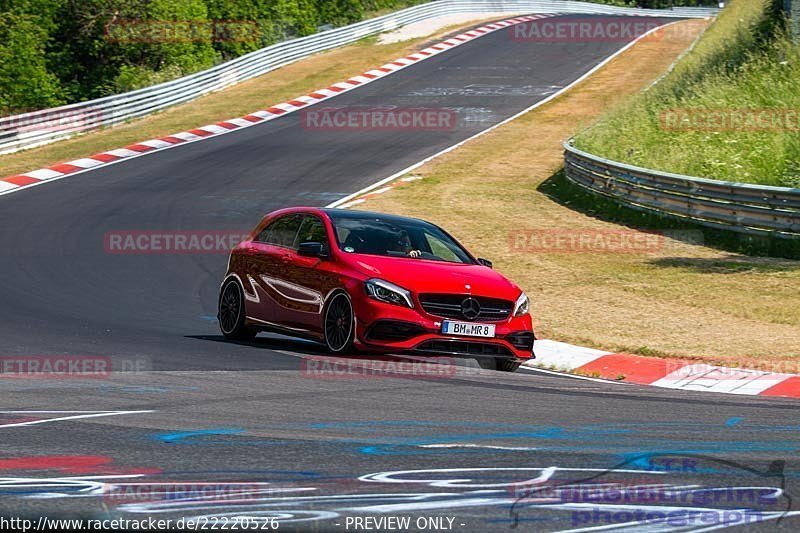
[261,207,438,230]
[320,208,433,227]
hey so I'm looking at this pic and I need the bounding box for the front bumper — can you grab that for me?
[352,295,535,360]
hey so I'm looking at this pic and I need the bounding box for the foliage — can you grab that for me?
[0,0,714,113]
[575,0,800,187]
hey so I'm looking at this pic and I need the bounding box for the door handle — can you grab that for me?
[281,254,291,264]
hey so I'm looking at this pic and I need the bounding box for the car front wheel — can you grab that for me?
[219,279,256,341]
[324,292,355,353]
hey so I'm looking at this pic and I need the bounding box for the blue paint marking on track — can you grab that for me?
[621,452,718,474]
[301,420,800,462]
[153,428,245,443]
[346,426,798,457]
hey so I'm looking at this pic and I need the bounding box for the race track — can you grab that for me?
[1,14,798,532]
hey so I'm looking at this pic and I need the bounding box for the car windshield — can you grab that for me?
[327,211,475,264]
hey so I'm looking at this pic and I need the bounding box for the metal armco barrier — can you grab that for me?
[563,140,800,238]
[786,0,800,42]
[0,0,717,155]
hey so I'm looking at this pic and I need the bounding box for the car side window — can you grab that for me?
[255,214,303,248]
[294,215,329,249]
[424,232,460,262]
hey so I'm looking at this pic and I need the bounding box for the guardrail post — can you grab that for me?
[787,0,800,41]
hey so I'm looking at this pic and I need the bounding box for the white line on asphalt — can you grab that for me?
[418,443,538,451]
[518,365,632,385]
[1,16,557,199]
[326,19,686,209]
[0,410,154,428]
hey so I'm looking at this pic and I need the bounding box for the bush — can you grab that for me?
[0,0,722,114]
[0,7,64,113]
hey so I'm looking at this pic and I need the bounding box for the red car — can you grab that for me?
[218,207,534,371]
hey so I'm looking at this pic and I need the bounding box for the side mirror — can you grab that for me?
[298,241,328,258]
[477,258,493,268]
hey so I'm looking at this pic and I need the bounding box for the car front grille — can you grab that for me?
[413,339,514,357]
[418,294,512,322]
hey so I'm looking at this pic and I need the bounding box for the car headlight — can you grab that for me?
[513,292,529,317]
[365,278,414,308]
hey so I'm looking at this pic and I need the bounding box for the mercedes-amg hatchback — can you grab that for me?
[218,208,535,371]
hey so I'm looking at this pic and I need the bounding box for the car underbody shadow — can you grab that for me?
[186,334,487,378]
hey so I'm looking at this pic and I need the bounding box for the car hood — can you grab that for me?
[345,254,521,299]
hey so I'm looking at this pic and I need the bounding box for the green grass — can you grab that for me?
[575,0,800,188]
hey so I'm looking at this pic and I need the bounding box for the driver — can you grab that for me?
[397,231,422,258]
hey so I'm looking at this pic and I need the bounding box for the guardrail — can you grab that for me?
[563,140,800,238]
[786,0,800,42]
[0,0,717,155]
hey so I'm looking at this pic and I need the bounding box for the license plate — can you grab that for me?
[442,320,495,338]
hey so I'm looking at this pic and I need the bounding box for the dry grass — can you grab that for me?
[0,16,505,178]
[357,19,800,368]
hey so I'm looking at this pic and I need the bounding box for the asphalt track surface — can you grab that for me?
[0,14,798,532]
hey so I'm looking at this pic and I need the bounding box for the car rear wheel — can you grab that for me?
[219,279,256,341]
[324,292,354,353]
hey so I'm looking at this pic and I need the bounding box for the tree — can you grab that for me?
[0,10,64,113]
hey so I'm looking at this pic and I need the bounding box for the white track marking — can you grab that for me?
[25,168,64,180]
[136,139,173,149]
[63,158,104,169]
[0,410,153,428]
[0,15,566,199]
[518,365,631,384]
[418,443,538,451]
[326,19,685,209]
